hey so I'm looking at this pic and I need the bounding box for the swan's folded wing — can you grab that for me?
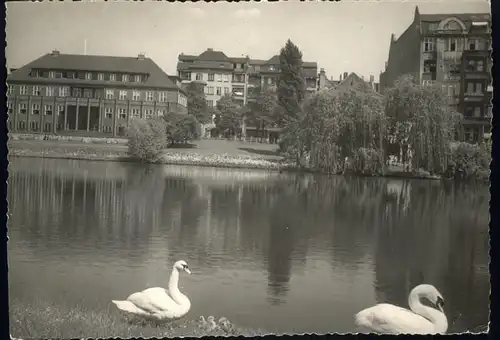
[128,287,178,313]
[355,304,435,334]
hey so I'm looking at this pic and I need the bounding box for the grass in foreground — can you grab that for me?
[10,298,266,339]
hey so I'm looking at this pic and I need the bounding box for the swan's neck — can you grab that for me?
[408,292,448,334]
[168,268,190,307]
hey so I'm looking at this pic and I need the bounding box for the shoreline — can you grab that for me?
[8,147,445,180]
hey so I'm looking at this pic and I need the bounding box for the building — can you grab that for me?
[177,48,318,108]
[6,51,188,137]
[318,70,380,93]
[379,7,491,143]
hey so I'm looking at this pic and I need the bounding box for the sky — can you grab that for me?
[6,0,490,82]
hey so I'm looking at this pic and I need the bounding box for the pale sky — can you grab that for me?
[6,0,490,82]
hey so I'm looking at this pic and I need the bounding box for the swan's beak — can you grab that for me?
[184,268,191,275]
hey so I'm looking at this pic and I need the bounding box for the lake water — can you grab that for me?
[8,158,490,337]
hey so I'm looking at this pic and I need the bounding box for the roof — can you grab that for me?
[7,52,182,91]
[419,13,491,22]
[334,73,382,97]
[197,49,230,62]
[177,60,234,71]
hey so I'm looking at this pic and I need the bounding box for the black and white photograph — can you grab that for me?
[5,0,492,338]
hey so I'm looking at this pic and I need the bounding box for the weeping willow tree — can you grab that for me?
[292,87,387,174]
[385,75,462,175]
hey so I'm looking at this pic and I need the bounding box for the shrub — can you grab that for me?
[447,142,490,181]
[126,118,168,163]
[350,147,385,175]
[164,113,200,145]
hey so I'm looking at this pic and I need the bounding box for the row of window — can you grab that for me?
[205,86,231,96]
[421,80,486,96]
[12,121,124,134]
[463,105,491,119]
[465,59,487,72]
[9,103,168,118]
[29,69,146,83]
[7,85,187,106]
[423,37,488,52]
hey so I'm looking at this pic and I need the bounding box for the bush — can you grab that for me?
[350,147,385,175]
[447,142,490,181]
[164,113,200,145]
[126,118,168,163]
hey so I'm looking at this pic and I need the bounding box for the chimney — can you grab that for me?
[320,68,325,74]
[343,72,348,80]
[51,50,60,56]
[207,48,214,51]
[138,53,146,60]
[330,76,334,81]
[339,73,342,81]
[370,75,374,83]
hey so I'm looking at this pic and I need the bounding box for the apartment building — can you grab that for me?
[177,48,318,108]
[6,51,188,137]
[379,7,491,143]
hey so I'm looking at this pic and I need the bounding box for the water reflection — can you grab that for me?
[8,158,489,334]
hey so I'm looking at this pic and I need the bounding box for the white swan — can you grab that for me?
[112,260,192,321]
[354,284,448,334]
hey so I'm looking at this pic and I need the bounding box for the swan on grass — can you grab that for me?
[112,260,192,321]
[354,284,448,334]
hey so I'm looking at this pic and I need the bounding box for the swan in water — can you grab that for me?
[354,284,448,334]
[112,260,192,321]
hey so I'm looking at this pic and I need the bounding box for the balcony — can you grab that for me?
[232,77,245,84]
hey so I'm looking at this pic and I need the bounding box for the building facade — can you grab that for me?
[379,7,491,143]
[7,51,187,137]
[177,48,318,108]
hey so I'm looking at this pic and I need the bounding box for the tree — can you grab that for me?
[246,87,279,137]
[216,95,242,136]
[277,39,306,124]
[164,112,200,145]
[384,75,462,174]
[186,81,210,124]
[126,118,168,163]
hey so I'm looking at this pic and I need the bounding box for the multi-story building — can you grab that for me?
[177,48,318,108]
[7,50,188,137]
[379,7,491,143]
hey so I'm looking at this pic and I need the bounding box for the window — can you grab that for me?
[44,86,53,96]
[59,86,70,97]
[216,87,222,95]
[224,87,230,95]
[20,86,28,95]
[83,88,93,98]
[448,38,457,51]
[19,103,27,114]
[157,109,165,117]
[216,74,222,82]
[44,104,53,115]
[32,104,40,115]
[464,107,473,117]
[58,105,65,115]
[123,74,129,82]
[158,92,168,102]
[119,90,127,100]
[110,73,116,81]
[116,74,123,82]
[476,82,483,94]
[473,107,481,117]
[146,91,154,101]
[104,107,113,119]
[428,22,438,31]
[423,61,436,73]
[145,109,154,119]
[86,72,92,80]
[33,86,42,96]
[423,37,435,52]
[118,108,127,119]
[467,82,474,94]
[55,71,62,79]
[30,122,39,132]
[73,88,82,97]
[48,71,55,79]
[104,126,113,133]
[468,38,481,51]
[447,85,454,97]
[222,74,229,82]
[98,73,104,81]
[477,60,485,72]
[208,73,215,81]
[134,75,141,83]
[18,121,26,130]
[467,60,476,72]
[7,85,14,96]
[207,86,214,95]
[206,99,213,107]
[196,73,203,81]
[131,108,141,118]
[132,91,141,101]
[105,89,114,99]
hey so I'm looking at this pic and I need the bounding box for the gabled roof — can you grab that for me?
[7,52,182,91]
[267,55,280,65]
[197,49,230,62]
[334,72,382,97]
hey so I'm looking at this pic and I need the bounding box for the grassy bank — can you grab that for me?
[9,298,265,339]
